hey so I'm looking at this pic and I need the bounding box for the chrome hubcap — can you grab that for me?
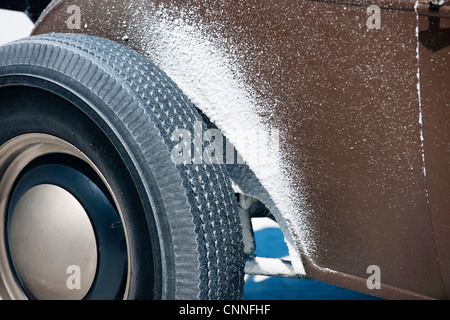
[8,184,98,300]
[0,134,129,300]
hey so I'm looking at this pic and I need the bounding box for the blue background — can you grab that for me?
[243,222,381,300]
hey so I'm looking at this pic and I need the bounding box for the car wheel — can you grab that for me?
[0,33,244,300]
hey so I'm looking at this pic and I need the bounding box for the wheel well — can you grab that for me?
[196,107,307,278]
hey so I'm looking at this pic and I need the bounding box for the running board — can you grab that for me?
[244,256,309,279]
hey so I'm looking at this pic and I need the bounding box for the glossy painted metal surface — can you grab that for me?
[32,0,449,299]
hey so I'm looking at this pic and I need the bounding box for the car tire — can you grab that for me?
[0,33,244,300]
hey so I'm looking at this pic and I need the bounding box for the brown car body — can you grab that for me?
[12,0,449,299]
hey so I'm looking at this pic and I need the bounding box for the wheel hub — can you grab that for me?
[0,134,129,300]
[8,184,98,300]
